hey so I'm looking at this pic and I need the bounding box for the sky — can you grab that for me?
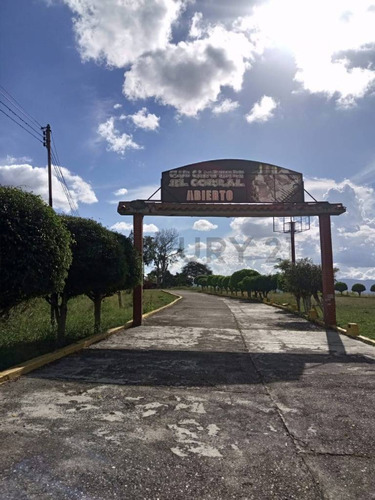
[0,0,374,283]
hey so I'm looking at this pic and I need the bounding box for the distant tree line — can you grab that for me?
[334,281,373,297]
[195,269,278,300]
[0,187,141,344]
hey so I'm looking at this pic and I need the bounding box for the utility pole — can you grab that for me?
[42,124,52,207]
[42,124,56,327]
[290,220,296,264]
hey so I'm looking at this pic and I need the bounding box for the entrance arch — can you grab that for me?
[117,160,345,327]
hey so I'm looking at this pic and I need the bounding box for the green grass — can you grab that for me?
[0,290,176,371]
[335,295,375,341]
[197,288,375,341]
[268,291,375,341]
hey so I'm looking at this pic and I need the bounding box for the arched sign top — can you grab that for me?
[161,159,304,204]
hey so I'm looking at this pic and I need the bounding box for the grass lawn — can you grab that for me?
[268,291,375,341]
[0,290,176,371]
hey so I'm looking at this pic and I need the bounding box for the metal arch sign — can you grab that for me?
[161,159,304,204]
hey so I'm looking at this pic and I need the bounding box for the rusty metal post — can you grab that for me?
[319,214,336,326]
[290,220,296,264]
[133,214,144,327]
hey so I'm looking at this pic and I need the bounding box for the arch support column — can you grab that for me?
[133,214,144,327]
[319,214,336,326]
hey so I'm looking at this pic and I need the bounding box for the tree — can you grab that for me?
[181,261,212,283]
[53,217,140,342]
[0,187,72,316]
[334,282,348,295]
[352,283,366,297]
[146,229,182,287]
[371,284,375,293]
[230,269,260,295]
[275,258,324,313]
[240,276,257,298]
[195,275,208,290]
[222,276,231,293]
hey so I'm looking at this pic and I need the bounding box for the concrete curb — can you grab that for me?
[199,290,375,349]
[0,291,182,386]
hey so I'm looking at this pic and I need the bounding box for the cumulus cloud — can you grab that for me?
[182,177,374,280]
[246,0,375,107]
[97,117,141,156]
[0,162,97,212]
[109,184,160,204]
[193,219,218,231]
[111,221,159,234]
[113,103,122,109]
[212,99,239,114]
[120,108,160,130]
[63,0,375,117]
[113,188,128,196]
[245,95,278,124]
[0,154,33,164]
[63,0,185,67]
[189,11,203,39]
[123,25,254,116]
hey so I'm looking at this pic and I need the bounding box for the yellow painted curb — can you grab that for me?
[0,291,182,386]
[142,290,182,319]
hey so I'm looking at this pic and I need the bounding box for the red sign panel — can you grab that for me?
[161,159,304,203]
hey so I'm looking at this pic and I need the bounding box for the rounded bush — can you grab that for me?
[0,187,72,315]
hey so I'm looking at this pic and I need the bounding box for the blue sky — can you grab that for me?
[1,0,374,281]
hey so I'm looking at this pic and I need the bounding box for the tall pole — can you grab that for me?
[43,124,55,327]
[290,220,296,264]
[43,124,52,207]
[133,214,144,327]
[319,214,336,326]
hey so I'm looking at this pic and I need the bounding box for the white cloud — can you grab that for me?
[0,155,33,164]
[113,103,122,109]
[189,11,203,39]
[63,0,185,67]
[0,162,97,212]
[182,176,375,280]
[193,219,218,231]
[123,25,254,116]
[246,0,375,106]
[114,188,128,196]
[111,221,159,234]
[245,95,278,124]
[97,117,141,156]
[109,184,160,204]
[212,99,239,114]
[120,108,160,130]
[64,0,375,117]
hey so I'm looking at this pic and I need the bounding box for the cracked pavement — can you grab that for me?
[1,290,374,499]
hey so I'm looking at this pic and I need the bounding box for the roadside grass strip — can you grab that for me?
[0,291,182,385]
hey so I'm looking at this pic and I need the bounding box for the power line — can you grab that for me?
[0,85,42,129]
[50,148,79,216]
[0,99,42,137]
[51,132,79,215]
[0,107,43,144]
[0,85,80,216]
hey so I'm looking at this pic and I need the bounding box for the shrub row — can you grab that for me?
[0,187,141,343]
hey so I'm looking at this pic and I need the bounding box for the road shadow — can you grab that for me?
[28,348,374,387]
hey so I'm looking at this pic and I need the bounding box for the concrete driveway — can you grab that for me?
[1,290,374,499]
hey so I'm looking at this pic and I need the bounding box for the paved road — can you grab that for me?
[1,291,375,500]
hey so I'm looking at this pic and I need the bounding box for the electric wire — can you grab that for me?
[51,133,79,215]
[0,85,42,128]
[0,85,80,215]
[0,99,42,137]
[0,107,43,144]
[50,148,79,216]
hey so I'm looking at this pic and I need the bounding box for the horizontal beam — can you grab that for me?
[117,200,346,218]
